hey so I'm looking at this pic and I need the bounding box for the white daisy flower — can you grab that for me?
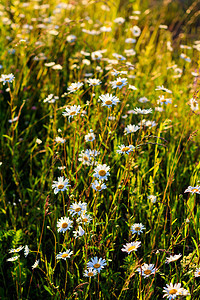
[100,26,112,32]
[78,150,91,165]
[133,107,153,114]
[0,73,15,84]
[131,223,146,235]
[69,201,87,217]
[166,254,182,264]
[125,38,136,44]
[73,226,85,238]
[87,257,107,273]
[114,17,125,24]
[180,53,191,62]
[67,82,83,93]
[116,144,134,154]
[62,105,81,121]
[155,85,172,94]
[91,51,103,60]
[138,120,157,128]
[138,97,149,103]
[24,245,29,258]
[52,176,70,194]
[163,283,182,299]
[92,180,107,192]
[112,53,126,61]
[93,164,110,180]
[176,288,190,296]
[87,78,102,86]
[184,185,200,194]
[137,263,157,278]
[124,124,139,135]
[125,49,136,56]
[55,137,66,144]
[194,268,200,277]
[121,241,141,254]
[111,69,128,76]
[43,94,59,103]
[56,250,73,260]
[57,216,73,233]
[7,255,19,262]
[84,267,97,277]
[147,195,157,203]
[85,130,96,142]
[131,25,141,37]
[128,84,137,90]
[77,212,92,224]
[99,93,120,108]
[66,34,76,43]
[32,259,39,269]
[157,95,172,105]
[110,77,128,89]
[9,246,24,254]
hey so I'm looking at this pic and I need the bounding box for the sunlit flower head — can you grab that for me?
[62,105,81,121]
[157,95,172,105]
[155,85,172,94]
[77,212,92,224]
[131,25,141,37]
[124,124,139,135]
[69,201,87,217]
[57,216,73,233]
[43,94,59,103]
[87,78,102,86]
[92,180,107,192]
[112,53,126,61]
[84,267,97,277]
[163,283,182,299]
[137,263,157,278]
[166,254,182,264]
[55,136,66,144]
[184,185,200,194]
[56,250,73,260]
[32,259,39,269]
[131,223,146,235]
[24,245,29,258]
[73,226,85,238]
[9,246,24,254]
[66,34,76,43]
[116,144,134,154]
[194,268,200,277]
[67,82,83,93]
[133,107,153,114]
[0,73,15,85]
[122,241,141,254]
[52,176,70,194]
[7,255,19,262]
[87,257,107,273]
[138,97,149,103]
[85,130,96,142]
[99,93,120,108]
[138,120,157,128]
[114,17,125,24]
[110,77,128,89]
[125,38,136,44]
[93,164,110,180]
[147,195,157,203]
[91,51,103,60]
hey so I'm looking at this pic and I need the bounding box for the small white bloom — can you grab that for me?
[184,185,200,194]
[131,25,141,37]
[92,180,107,192]
[122,241,141,254]
[56,250,73,260]
[67,82,83,93]
[84,267,97,277]
[52,176,70,194]
[9,246,24,254]
[165,254,182,264]
[57,216,73,233]
[116,144,134,154]
[93,164,110,180]
[24,245,29,258]
[73,226,85,238]
[87,78,102,86]
[7,255,19,262]
[124,124,139,135]
[137,263,156,278]
[131,223,145,235]
[110,77,128,89]
[147,195,157,203]
[62,105,81,121]
[87,257,107,273]
[0,73,15,84]
[69,201,87,217]
[99,93,120,108]
[32,259,39,269]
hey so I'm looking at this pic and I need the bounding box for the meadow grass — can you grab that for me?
[0,0,200,299]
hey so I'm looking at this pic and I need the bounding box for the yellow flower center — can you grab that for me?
[121,147,130,152]
[62,222,68,228]
[70,111,76,115]
[83,218,88,222]
[93,263,101,268]
[88,272,94,276]
[61,253,69,258]
[144,270,152,275]
[116,81,122,86]
[198,271,200,275]
[192,188,199,193]
[75,207,81,212]
[169,289,177,295]
[96,186,102,191]
[134,227,141,231]
[88,136,93,140]
[83,156,89,161]
[99,170,106,176]
[58,184,64,189]
[128,245,136,252]
[105,100,113,105]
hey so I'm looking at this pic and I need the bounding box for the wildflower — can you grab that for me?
[44,62,55,67]
[125,38,136,44]
[128,84,137,90]
[56,250,73,260]
[131,223,146,235]
[194,268,200,277]
[87,257,107,273]
[62,105,81,121]
[137,263,157,278]
[9,246,24,254]
[52,64,63,70]
[125,49,136,56]
[180,53,191,62]
[116,144,134,154]
[100,26,112,32]
[184,185,200,194]
[8,116,19,123]
[111,69,128,76]
[84,267,97,277]
[157,95,172,105]
[85,130,96,142]
[93,164,110,180]
[52,176,70,194]
[36,138,42,144]
[32,259,39,269]
[87,78,102,86]
[138,120,157,128]
[77,212,92,224]
[163,283,184,299]
[7,255,19,262]
[110,77,128,89]
[0,73,15,85]
[67,82,83,93]
[58,166,66,170]
[78,150,91,165]
[69,201,87,217]
[124,124,139,135]
[114,17,125,24]
[55,137,66,144]
[66,34,76,43]
[92,180,107,192]
[91,51,103,60]
[138,97,149,103]
[155,85,172,94]
[147,195,157,203]
[43,94,58,103]
[57,216,73,233]
[112,53,126,61]
[166,254,182,264]
[122,241,141,254]
[73,226,85,238]
[131,25,141,37]
[24,245,29,258]
[176,288,190,296]
[99,93,120,108]
[133,107,153,114]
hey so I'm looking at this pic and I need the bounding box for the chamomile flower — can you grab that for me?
[84,267,97,277]
[176,288,190,296]
[0,73,15,84]
[121,241,141,254]
[163,283,182,299]
[133,107,153,114]
[7,255,19,262]
[73,226,85,238]
[91,51,103,60]
[43,94,59,103]
[55,136,66,143]
[166,254,182,264]
[69,201,87,217]
[138,97,149,103]
[57,216,73,233]
[99,93,120,108]
[85,130,96,142]
[184,185,200,194]
[112,53,126,61]
[194,268,200,277]
[147,195,157,203]
[124,124,139,135]
[137,263,157,278]
[131,25,141,37]
[67,82,83,93]
[24,245,29,258]
[52,176,70,194]
[56,250,73,260]
[110,77,128,89]
[93,164,110,180]
[131,223,146,235]
[138,120,157,128]
[125,38,136,44]
[32,259,39,269]
[78,150,91,165]
[157,95,172,105]
[9,246,24,253]
[114,17,125,24]
[92,180,107,192]
[155,85,172,94]
[62,105,81,121]
[128,84,137,90]
[87,78,102,86]
[77,212,92,224]
[87,257,107,273]
[66,34,76,43]
[116,144,134,154]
